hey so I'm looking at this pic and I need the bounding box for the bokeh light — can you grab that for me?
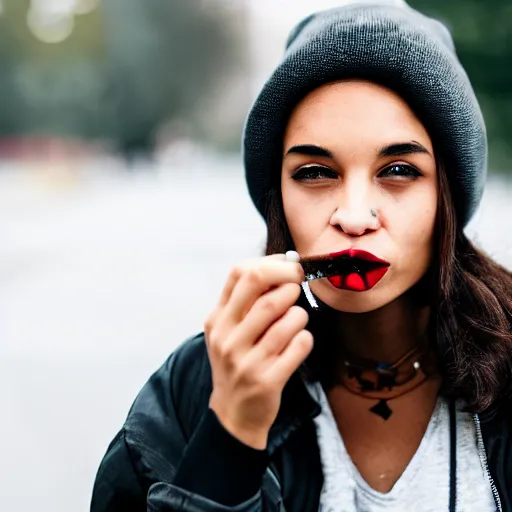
[73,0,101,16]
[27,6,75,44]
[26,0,100,43]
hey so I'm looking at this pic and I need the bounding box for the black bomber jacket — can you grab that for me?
[90,333,512,512]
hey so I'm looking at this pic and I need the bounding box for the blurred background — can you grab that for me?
[1,1,511,510]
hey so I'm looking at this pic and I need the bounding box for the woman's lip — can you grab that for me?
[328,248,389,265]
[328,266,389,291]
[325,248,390,292]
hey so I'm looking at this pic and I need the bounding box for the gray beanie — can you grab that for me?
[242,0,487,227]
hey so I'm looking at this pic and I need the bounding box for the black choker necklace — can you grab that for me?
[339,344,432,420]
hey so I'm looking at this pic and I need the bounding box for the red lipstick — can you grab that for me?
[328,248,388,264]
[299,248,390,292]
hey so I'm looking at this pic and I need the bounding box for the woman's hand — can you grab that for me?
[205,254,313,450]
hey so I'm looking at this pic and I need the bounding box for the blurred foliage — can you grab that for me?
[0,0,245,156]
[1,1,509,166]
[409,0,512,172]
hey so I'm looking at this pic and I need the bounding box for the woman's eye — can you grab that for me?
[378,164,422,179]
[291,165,338,181]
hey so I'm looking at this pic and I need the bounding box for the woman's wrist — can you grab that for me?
[210,410,269,450]
[172,408,269,506]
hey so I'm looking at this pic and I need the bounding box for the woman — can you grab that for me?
[91,2,512,511]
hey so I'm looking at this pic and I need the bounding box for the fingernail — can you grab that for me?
[285,250,300,263]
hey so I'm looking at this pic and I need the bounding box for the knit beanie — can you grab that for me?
[242,0,487,227]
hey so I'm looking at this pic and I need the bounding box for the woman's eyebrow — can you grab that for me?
[378,141,431,157]
[284,142,430,159]
[284,144,334,158]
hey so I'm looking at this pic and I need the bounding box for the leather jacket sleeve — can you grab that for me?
[90,335,277,512]
[147,484,263,512]
[90,430,147,512]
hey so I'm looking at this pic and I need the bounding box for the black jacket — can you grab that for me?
[91,333,512,512]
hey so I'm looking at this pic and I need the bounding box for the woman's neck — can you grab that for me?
[332,297,431,364]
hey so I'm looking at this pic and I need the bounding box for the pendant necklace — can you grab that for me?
[338,344,434,420]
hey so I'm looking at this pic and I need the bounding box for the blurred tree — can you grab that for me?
[101,0,244,156]
[0,0,244,156]
[410,0,512,172]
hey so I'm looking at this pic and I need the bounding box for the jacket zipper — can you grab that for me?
[473,414,502,511]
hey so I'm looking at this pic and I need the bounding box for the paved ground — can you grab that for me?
[1,155,511,511]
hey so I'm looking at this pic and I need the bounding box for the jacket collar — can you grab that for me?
[267,368,321,456]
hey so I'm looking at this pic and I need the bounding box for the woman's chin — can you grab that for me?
[309,280,396,314]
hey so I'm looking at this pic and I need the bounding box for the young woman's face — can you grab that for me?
[281,80,438,313]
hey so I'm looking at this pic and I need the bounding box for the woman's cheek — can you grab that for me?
[399,215,436,270]
[288,216,317,252]
[284,195,323,247]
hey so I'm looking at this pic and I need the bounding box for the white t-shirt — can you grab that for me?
[308,382,497,512]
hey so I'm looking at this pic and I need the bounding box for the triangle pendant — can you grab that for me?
[370,399,393,420]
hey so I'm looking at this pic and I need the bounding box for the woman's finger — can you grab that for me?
[252,305,309,359]
[220,283,302,354]
[265,330,314,386]
[226,260,304,322]
[216,254,286,308]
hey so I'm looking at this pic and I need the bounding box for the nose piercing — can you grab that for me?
[370,208,378,218]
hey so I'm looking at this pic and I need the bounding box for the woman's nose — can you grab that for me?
[329,198,381,236]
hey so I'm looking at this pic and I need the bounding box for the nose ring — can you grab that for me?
[370,208,378,218]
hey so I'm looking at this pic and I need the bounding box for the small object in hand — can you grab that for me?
[286,251,346,279]
[285,251,319,308]
[300,254,346,281]
[300,251,390,283]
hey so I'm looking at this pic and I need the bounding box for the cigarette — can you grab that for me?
[285,250,320,309]
[285,250,344,281]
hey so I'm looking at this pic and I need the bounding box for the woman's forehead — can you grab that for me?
[283,80,433,154]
